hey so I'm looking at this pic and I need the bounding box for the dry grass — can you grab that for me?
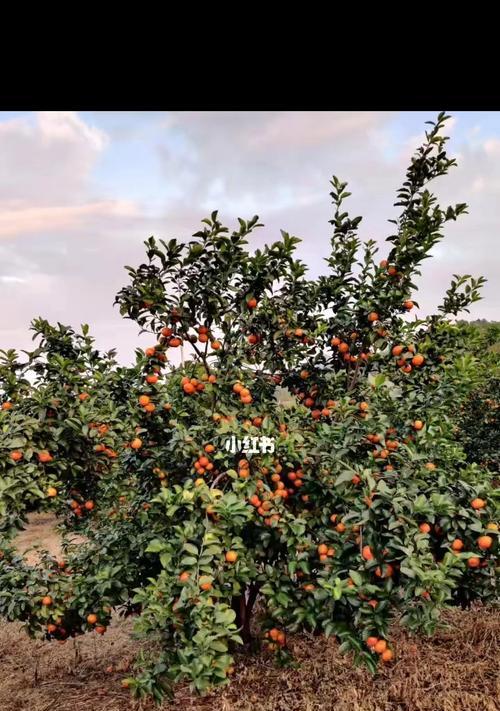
[1,607,498,711]
[14,513,86,565]
[1,520,499,710]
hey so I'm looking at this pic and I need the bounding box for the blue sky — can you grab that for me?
[0,111,498,363]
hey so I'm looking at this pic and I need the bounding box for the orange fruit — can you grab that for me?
[84,501,95,511]
[412,354,424,367]
[146,374,159,384]
[183,382,196,394]
[362,545,374,561]
[419,523,431,534]
[47,487,57,497]
[338,342,349,353]
[471,498,486,510]
[413,420,424,430]
[10,451,23,461]
[368,312,379,322]
[211,341,221,350]
[477,535,493,550]
[131,438,142,450]
[225,551,238,563]
[451,539,464,551]
[392,345,404,356]
[374,640,387,654]
[179,571,190,582]
[366,636,378,648]
[359,402,369,411]
[403,300,414,310]
[247,297,257,309]
[330,337,341,347]
[468,557,481,568]
[317,543,328,555]
[79,392,90,401]
[87,613,98,625]
[41,596,53,606]
[95,626,106,635]
[145,347,156,357]
[1,402,12,410]
[144,403,155,412]
[139,395,150,406]
[381,649,394,662]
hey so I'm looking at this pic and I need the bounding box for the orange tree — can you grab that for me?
[0,112,498,702]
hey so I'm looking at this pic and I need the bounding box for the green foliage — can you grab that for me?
[0,113,498,703]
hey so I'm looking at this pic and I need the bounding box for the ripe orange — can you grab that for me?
[419,523,431,534]
[317,543,328,555]
[248,334,259,345]
[10,450,23,461]
[144,403,155,412]
[87,613,98,625]
[161,327,173,337]
[179,571,190,582]
[335,523,346,533]
[84,500,95,511]
[225,551,238,563]
[79,392,90,401]
[331,337,341,347]
[204,444,215,453]
[412,354,424,367]
[471,498,486,510]
[413,420,424,430]
[366,636,378,648]
[367,312,379,322]
[477,535,493,550]
[47,623,57,634]
[403,300,414,310]
[47,487,57,498]
[200,579,212,591]
[233,382,244,394]
[362,545,374,561]
[451,539,464,551]
[392,345,404,356]
[1,402,12,410]
[359,402,369,411]
[145,347,156,357]
[425,462,436,470]
[139,395,150,406]
[381,649,394,662]
[95,626,107,635]
[468,557,481,568]
[374,640,387,654]
[211,341,221,350]
[146,374,159,384]
[41,596,53,606]
[247,297,257,309]
[338,342,349,353]
[183,382,196,394]
[131,438,142,450]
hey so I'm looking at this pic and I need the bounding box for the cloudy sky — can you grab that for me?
[0,111,498,364]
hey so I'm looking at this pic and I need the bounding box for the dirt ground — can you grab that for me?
[1,518,499,711]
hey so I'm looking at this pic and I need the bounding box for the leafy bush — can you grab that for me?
[0,112,498,702]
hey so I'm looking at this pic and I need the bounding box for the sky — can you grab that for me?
[0,110,498,365]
